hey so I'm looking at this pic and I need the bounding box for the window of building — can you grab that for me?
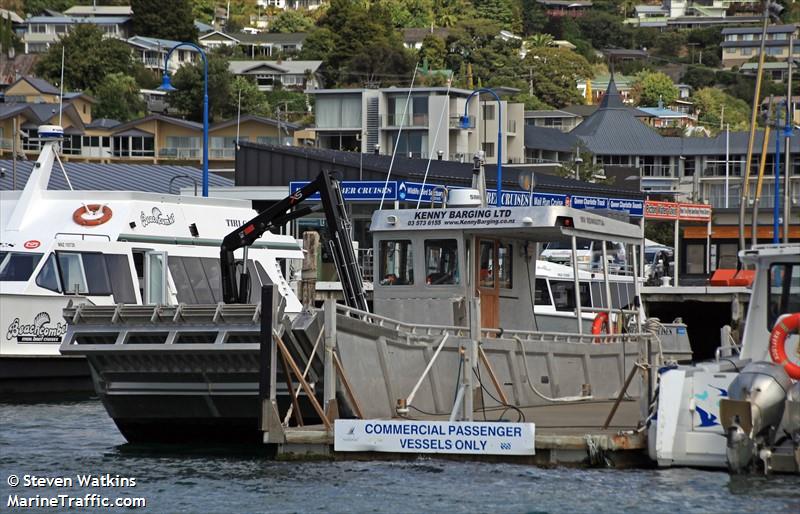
[379,240,414,286]
[717,243,739,269]
[685,243,705,274]
[543,118,562,128]
[483,104,495,121]
[741,48,753,56]
[316,94,362,129]
[768,263,800,330]
[424,239,459,285]
[482,142,495,158]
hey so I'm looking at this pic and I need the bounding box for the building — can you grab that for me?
[524,110,582,133]
[522,77,800,276]
[721,24,799,69]
[638,102,697,130]
[626,0,760,29]
[228,60,323,91]
[21,14,131,53]
[536,0,593,18]
[256,0,326,10]
[126,36,200,73]
[62,5,133,17]
[577,75,635,105]
[401,28,450,50]
[307,86,525,165]
[198,30,307,57]
[740,61,797,82]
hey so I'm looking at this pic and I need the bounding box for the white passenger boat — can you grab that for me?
[0,126,303,395]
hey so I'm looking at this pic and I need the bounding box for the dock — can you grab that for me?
[268,400,649,468]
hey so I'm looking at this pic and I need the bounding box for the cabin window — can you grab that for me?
[534,279,550,305]
[168,256,224,304]
[0,252,43,282]
[479,241,495,288]
[379,240,414,286]
[768,263,800,330]
[55,252,122,296]
[104,255,137,303]
[550,280,591,311]
[36,254,61,292]
[57,253,89,294]
[498,243,513,289]
[424,239,459,285]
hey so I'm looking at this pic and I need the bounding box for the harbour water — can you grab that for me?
[1,400,799,513]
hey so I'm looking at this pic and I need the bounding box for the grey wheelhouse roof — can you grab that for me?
[370,206,642,245]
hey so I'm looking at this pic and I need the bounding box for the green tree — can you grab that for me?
[631,71,679,107]
[681,66,717,90]
[521,0,547,35]
[525,33,554,48]
[225,76,270,118]
[576,11,628,50]
[472,0,517,31]
[131,0,197,42]
[270,10,314,33]
[35,25,135,92]
[521,47,592,107]
[692,87,751,131]
[299,27,337,61]
[384,0,434,28]
[93,73,146,122]
[23,0,77,14]
[167,52,233,122]
[419,34,447,69]
[653,31,686,58]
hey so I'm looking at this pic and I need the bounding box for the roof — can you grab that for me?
[126,36,196,52]
[113,128,153,137]
[601,48,649,58]
[637,106,691,118]
[210,115,299,132]
[235,142,642,200]
[524,125,578,153]
[228,60,322,75]
[0,9,24,24]
[536,0,593,6]
[63,6,133,16]
[722,40,796,48]
[86,118,121,129]
[195,20,214,34]
[12,76,59,95]
[111,114,203,134]
[25,15,131,24]
[63,91,97,103]
[232,31,308,45]
[740,61,793,70]
[0,160,231,193]
[721,24,797,35]
[525,109,579,118]
[402,27,450,43]
[635,5,667,13]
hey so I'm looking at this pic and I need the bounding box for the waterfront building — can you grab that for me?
[306,86,525,165]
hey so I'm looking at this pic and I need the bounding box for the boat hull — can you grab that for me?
[0,355,92,398]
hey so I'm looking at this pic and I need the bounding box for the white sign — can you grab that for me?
[334,419,535,455]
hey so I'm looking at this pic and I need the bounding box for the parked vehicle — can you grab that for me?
[540,238,627,273]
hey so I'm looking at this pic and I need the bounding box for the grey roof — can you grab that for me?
[233,32,307,45]
[721,24,797,35]
[127,36,195,52]
[536,0,592,6]
[15,76,59,95]
[210,114,299,132]
[113,128,153,137]
[525,110,579,118]
[524,126,578,153]
[63,6,133,16]
[228,60,322,75]
[86,118,121,129]
[721,40,795,48]
[0,160,231,193]
[195,20,214,33]
[111,114,202,134]
[25,15,130,24]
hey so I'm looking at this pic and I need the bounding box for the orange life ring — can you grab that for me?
[591,311,613,341]
[72,204,112,226]
[768,313,800,380]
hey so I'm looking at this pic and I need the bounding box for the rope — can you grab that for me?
[416,73,453,209]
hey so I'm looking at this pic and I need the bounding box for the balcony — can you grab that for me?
[703,161,744,177]
[159,147,200,159]
[449,115,475,129]
[640,164,674,177]
[210,148,235,159]
[385,112,429,128]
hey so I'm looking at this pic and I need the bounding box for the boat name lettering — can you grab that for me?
[578,215,604,226]
[446,209,513,220]
[6,312,66,343]
[140,207,175,227]
[225,219,247,227]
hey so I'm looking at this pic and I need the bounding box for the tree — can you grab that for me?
[35,25,135,92]
[93,73,146,122]
[681,66,717,90]
[692,87,751,131]
[631,71,679,107]
[299,27,336,61]
[576,12,629,50]
[521,0,547,35]
[131,0,197,42]
[23,0,77,14]
[472,0,516,31]
[225,76,270,118]
[419,34,447,70]
[384,0,434,28]
[521,47,592,107]
[525,33,554,48]
[270,10,314,33]
[167,52,233,122]
[653,31,686,58]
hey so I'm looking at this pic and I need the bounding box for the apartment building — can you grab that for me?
[22,14,131,53]
[308,87,525,165]
[627,0,760,28]
[721,24,799,68]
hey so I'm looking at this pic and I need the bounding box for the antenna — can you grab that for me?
[58,45,64,127]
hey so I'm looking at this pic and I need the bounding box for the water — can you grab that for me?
[1,400,799,514]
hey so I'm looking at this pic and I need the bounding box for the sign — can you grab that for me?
[486,190,569,207]
[397,181,447,203]
[608,198,644,217]
[6,312,66,343]
[23,240,41,249]
[140,207,175,227]
[571,195,608,210]
[334,419,536,455]
[644,201,711,222]
[290,181,397,201]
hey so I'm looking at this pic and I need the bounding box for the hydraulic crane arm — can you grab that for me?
[220,170,368,311]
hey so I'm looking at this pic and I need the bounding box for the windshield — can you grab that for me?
[545,238,591,251]
[0,252,43,282]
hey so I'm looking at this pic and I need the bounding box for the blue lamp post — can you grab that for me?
[159,42,209,197]
[460,88,503,207]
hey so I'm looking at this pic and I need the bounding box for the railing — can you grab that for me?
[449,152,474,163]
[449,115,475,129]
[0,137,12,150]
[703,161,744,177]
[357,248,373,283]
[385,113,429,127]
[112,150,155,158]
[209,148,235,159]
[159,147,201,159]
[640,164,674,177]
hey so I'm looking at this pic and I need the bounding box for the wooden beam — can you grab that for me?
[275,334,331,430]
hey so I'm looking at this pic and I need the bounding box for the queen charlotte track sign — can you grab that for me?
[334,420,536,455]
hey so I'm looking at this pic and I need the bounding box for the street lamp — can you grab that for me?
[159,42,209,197]
[460,88,503,207]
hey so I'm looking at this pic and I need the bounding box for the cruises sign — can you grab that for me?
[290,181,398,201]
[334,419,536,455]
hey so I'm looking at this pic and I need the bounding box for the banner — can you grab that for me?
[289,181,397,201]
[334,419,536,455]
[644,200,711,222]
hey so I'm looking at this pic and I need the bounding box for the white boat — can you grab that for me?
[648,243,800,474]
[0,126,304,395]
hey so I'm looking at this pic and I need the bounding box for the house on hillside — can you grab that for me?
[721,24,799,68]
[126,36,200,73]
[228,60,323,91]
[21,14,131,53]
[198,30,307,57]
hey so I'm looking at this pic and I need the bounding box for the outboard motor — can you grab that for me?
[786,382,800,471]
[720,361,792,473]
